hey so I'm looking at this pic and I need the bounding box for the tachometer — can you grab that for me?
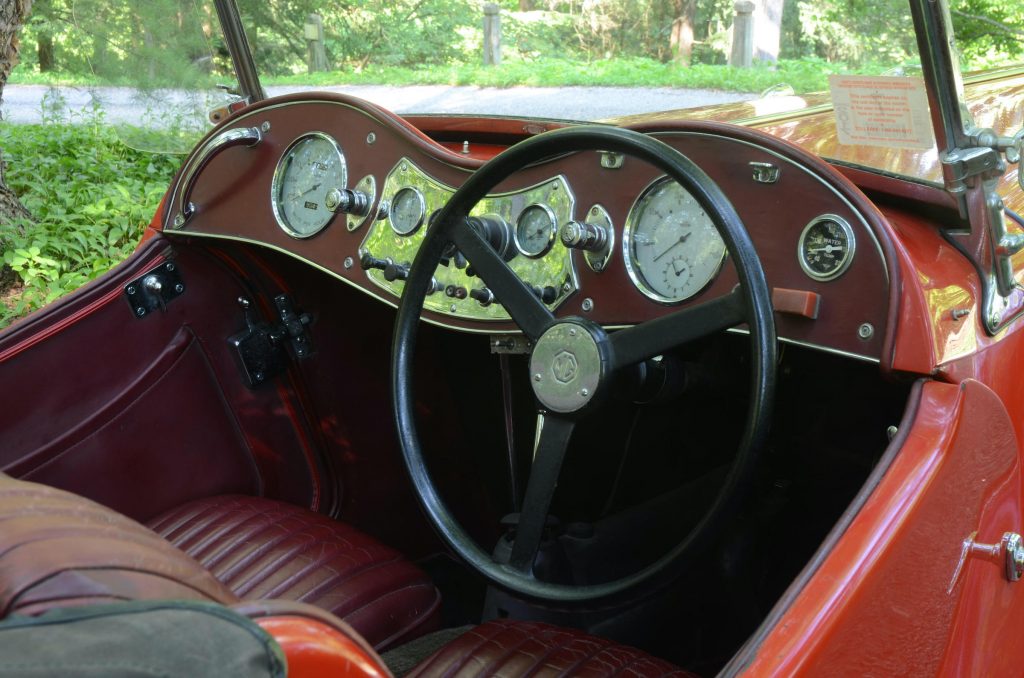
[623,177,726,303]
[272,132,347,238]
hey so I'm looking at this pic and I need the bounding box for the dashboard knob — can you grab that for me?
[469,287,495,306]
[531,285,558,304]
[383,262,410,281]
[359,253,390,271]
[326,188,371,216]
[560,220,609,252]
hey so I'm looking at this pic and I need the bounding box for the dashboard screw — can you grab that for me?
[261,121,271,133]
[135,307,146,317]
[580,388,589,397]
[174,283,184,293]
[562,281,572,292]
[166,263,175,272]
[534,373,542,382]
[173,214,185,228]
[366,132,376,144]
[126,285,136,295]
[344,257,354,269]
[581,298,594,312]
[857,322,874,340]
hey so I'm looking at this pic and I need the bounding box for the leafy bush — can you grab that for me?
[0,117,180,327]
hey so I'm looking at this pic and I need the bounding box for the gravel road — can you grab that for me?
[2,83,755,125]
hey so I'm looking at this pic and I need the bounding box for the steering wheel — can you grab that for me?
[392,126,776,603]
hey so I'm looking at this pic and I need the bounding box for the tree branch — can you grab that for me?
[951,9,1024,38]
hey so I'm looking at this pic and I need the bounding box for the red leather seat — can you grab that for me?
[147,494,440,650]
[407,620,696,677]
[0,474,693,676]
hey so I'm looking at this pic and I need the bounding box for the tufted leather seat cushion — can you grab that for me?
[0,475,238,617]
[147,494,441,650]
[405,619,696,678]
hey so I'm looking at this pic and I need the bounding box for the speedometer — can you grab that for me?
[272,132,347,238]
[623,177,726,304]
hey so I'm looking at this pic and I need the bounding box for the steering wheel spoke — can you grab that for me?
[609,286,747,371]
[506,413,575,573]
[450,221,554,341]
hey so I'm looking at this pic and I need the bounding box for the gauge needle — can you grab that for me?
[671,259,686,276]
[288,183,322,202]
[808,245,843,253]
[653,233,690,262]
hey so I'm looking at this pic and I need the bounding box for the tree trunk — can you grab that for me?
[36,31,52,71]
[1,0,34,232]
[670,0,696,66]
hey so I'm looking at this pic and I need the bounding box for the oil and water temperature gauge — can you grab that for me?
[798,215,855,281]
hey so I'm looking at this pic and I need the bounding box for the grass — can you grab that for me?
[0,119,180,328]
[9,56,885,95]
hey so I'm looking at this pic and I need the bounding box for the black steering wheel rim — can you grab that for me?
[392,125,776,604]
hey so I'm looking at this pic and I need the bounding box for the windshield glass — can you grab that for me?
[235,0,1022,184]
[10,1,1022,177]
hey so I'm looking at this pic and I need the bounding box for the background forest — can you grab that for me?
[11,0,1024,91]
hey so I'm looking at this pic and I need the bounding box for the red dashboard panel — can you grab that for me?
[166,94,895,362]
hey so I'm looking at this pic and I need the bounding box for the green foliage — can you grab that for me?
[263,55,864,93]
[14,0,1023,83]
[0,119,179,327]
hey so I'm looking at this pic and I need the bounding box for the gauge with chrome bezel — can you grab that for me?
[515,203,557,258]
[798,214,855,281]
[389,187,427,236]
[623,177,726,304]
[272,132,346,238]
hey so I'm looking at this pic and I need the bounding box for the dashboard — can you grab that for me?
[165,94,896,363]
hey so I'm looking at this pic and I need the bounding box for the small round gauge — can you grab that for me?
[515,203,557,258]
[272,133,347,238]
[798,215,856,281]
[623,177,726,304]
[389,187,427,236]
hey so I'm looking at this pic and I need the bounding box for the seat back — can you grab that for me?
[0,473,237,617]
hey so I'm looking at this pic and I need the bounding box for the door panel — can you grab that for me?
[0,237,323,520]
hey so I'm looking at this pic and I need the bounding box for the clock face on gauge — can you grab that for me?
[624,177,726,303]
[798,215,856,281]
[515,203,557,257]
[272,133,347,238]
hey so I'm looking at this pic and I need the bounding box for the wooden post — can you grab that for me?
[728,1,755,68]
[305,13,328,73]
[483,3,501,66]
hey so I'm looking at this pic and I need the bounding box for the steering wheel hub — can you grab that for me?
[529,321,605,413]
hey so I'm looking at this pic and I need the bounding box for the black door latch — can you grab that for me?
[228,294,314,387]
